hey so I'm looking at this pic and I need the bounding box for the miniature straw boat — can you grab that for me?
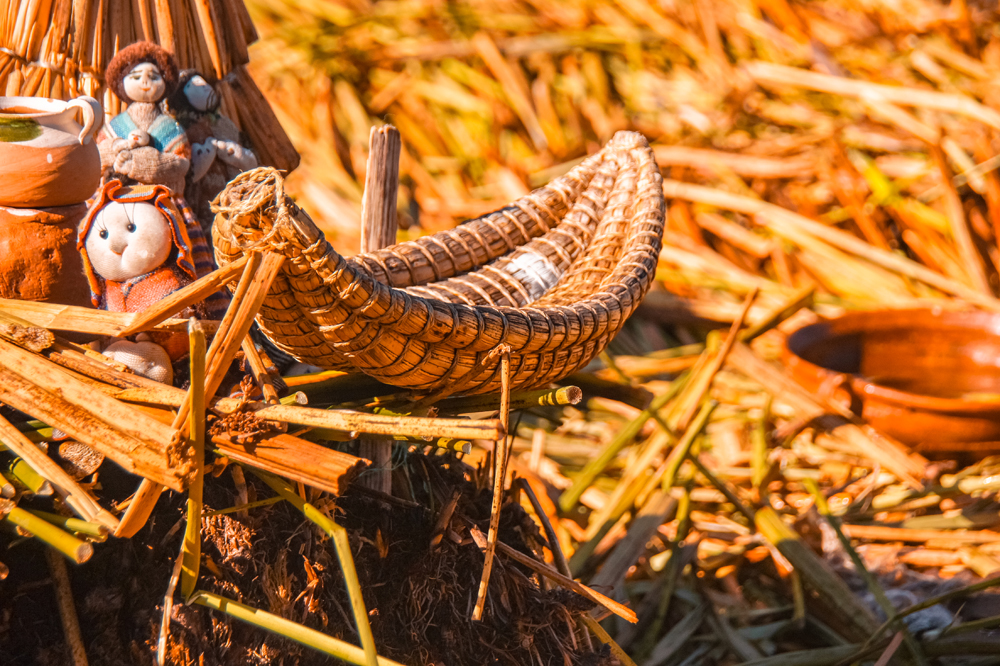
[212,131,665,395]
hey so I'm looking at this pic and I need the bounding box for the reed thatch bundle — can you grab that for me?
[0,0,298,172]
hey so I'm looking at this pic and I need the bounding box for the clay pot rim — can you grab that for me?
[783,307,1000,415]
[0,96,65,117]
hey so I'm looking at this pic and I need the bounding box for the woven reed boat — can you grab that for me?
[212,131,665,395]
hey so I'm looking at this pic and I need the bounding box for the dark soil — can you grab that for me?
[0,451,614,666]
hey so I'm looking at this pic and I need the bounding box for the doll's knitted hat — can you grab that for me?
[78,180,197,307]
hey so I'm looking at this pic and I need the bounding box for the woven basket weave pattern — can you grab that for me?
[212,131,665,394]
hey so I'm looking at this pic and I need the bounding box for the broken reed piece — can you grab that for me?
[358,125,401,495]
[472,345,511,622]
[434,385,582,414]
[0,338,192,492]
[0,299,221,336]
[4,504,93,563]
[212,432,368,496]
[0,412,114,529]
[0,311,54,352]
[240,337,281,404]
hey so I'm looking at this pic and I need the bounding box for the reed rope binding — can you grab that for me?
[212,131,666,395]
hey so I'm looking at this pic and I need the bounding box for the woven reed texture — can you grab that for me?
[212,131,665,395]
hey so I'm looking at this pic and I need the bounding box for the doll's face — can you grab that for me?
[183,75,218,112]
[85,202,173,282]
[123,62,166,103]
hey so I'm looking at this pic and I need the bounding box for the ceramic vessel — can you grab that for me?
[783,308,1000,452]
[0,203,92,307]
[0,96,103,207]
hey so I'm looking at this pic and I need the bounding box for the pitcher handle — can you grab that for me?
[66,96,104,145]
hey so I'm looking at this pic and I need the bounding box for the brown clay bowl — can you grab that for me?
[783,308,1000,451]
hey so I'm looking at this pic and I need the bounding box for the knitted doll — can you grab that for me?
[97,41,190,195]
[78,180,203,384]
[168,69,258,235]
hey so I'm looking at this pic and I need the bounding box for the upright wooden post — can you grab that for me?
[358,126,401,494]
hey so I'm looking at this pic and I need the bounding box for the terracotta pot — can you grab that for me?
[783,308,1000,451]
[0,96,103,208]
[0,203,92,307]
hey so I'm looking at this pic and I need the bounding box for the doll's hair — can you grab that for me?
[105,41,179,103]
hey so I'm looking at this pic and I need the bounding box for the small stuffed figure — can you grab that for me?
[168,69,258,234]
[97,41,191,196]
[78,180,203,384]
[97,43,231,322]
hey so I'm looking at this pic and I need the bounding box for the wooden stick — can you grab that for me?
[358,125,401,495]
[204,252,284,401]
[116,389,506,440]
[180,320,206,601]
[118,255,249,337]
[360,126,401,253]
[46,547,88,666]
[472,345,511,622]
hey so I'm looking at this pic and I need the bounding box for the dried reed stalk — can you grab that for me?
[744,60,1000,130]
[213,432,367,496]
[472,345,511,622]
[727,342,927,488]
[468,524,637,623]
[661,180,1000,310]
[0,299,219,336]
[46,547,88,666]
[0,339,192,491]
[0,413,114,528]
